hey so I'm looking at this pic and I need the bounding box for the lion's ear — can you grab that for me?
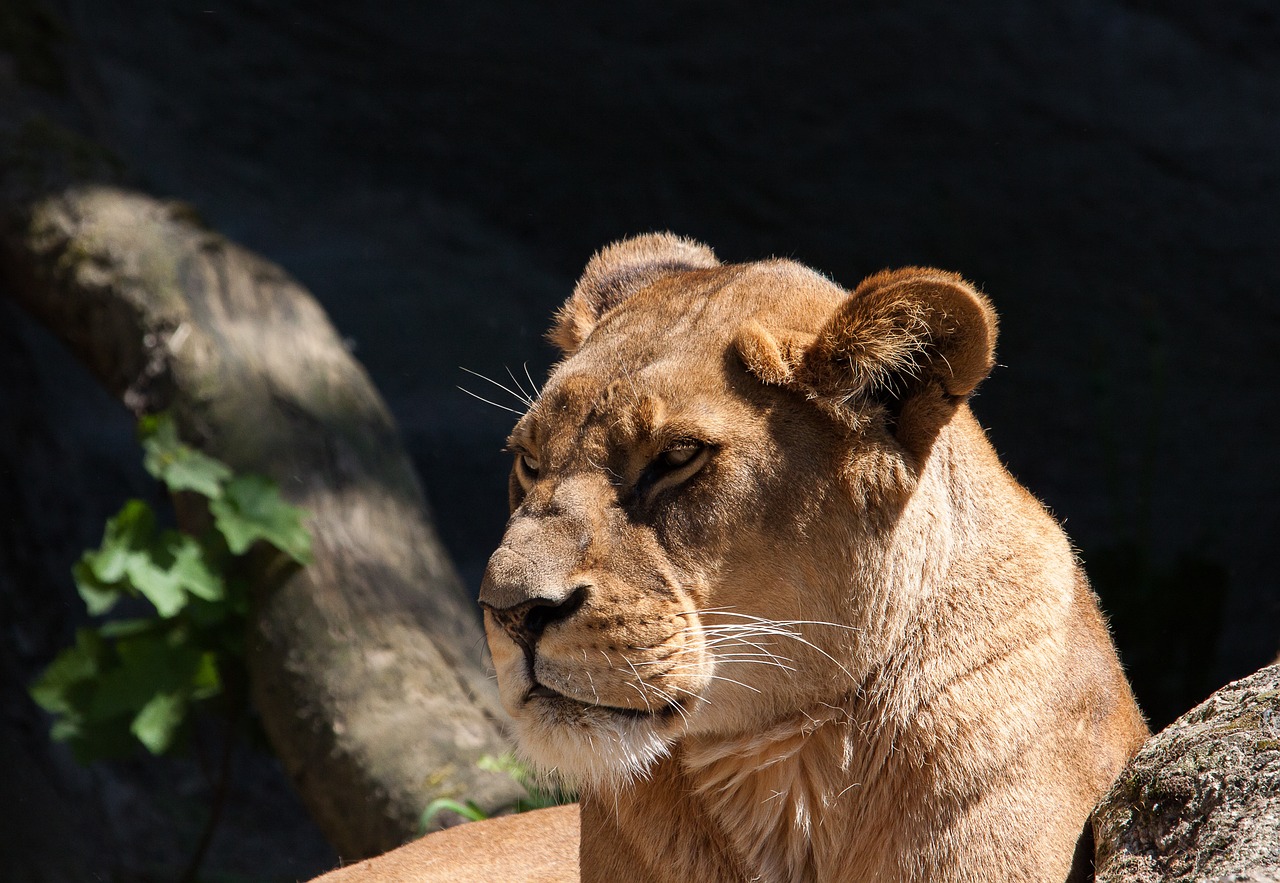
[734,320,816,387]
[550,233,720,355]
[796,267,997,448]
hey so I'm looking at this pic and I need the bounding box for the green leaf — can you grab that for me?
[49,716,84,744]
[184,596,231,629]
[97,618,161,639]
[77,502,219,619]
[88,631,200,721]
[36,625,220,761]
[82,500,156,585]
[166,532,225,602]
[419,798,490,832]
[101,530,227,618]
[29,629,105,714]
[189,652,222,702]
[36,412,305,766]
[131,691,187,754]
[126,553,186,618]
[56,714,137,763]
[72,560,121,616]
[210,475,312,564]
[140,414,232,499]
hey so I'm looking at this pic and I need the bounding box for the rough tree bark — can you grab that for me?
[0,179,522,859]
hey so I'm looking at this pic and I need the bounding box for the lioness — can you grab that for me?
[316,235,1147,883]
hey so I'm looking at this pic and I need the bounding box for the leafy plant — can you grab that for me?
[418,753,575,833]
[30,412,311,762]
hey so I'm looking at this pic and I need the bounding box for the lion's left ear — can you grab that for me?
[551,233,720,355]
[796,267,997,447]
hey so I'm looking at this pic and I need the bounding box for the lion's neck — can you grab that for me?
[670,691,912,883]
[678,703,846,882]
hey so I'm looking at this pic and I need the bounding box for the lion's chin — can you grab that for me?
[511,685,678,790]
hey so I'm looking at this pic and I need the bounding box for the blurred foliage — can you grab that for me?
[30,413,311,762]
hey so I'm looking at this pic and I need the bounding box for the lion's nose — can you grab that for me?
[482,586,587,649]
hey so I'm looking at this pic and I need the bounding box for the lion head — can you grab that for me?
[479,233,1001,790]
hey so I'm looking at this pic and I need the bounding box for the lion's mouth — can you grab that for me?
[524,681,682,720]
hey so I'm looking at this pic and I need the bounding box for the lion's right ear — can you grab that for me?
[794,267,997,453]
[550,233,720,355]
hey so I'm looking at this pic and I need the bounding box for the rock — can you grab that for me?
[1094,664,1280,882]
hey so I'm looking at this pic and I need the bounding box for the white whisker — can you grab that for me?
[460,366,535,408]
[677,609,858,679]
[700,633,789,652]
[523,362,542,398]
[624,679,655,712]
[697,673,763,694]
[505,365,533,403]
[640,681,693,724]
[713,656,797,672]
[636,653,796,673]
[684,610,862,634]
[457,385,524,415]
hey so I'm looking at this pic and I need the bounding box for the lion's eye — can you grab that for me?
[518,452,541,475]
[660,444,702,469]
[634,440,712,501]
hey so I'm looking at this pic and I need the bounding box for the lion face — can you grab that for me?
[480,235,996,788]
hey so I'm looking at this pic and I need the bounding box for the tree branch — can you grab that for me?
[0,177,521,859]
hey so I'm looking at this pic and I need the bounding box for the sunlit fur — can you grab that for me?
[474,234,1149,883]
[511,696,674,792]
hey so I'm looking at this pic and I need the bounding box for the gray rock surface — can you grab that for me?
[1095,664,1280,883]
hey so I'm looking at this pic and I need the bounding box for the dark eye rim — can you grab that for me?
[658,440,706,469]
[513,450,541,478]
[637,440,715,499]
[511,440,714,497]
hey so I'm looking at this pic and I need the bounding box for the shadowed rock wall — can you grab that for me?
[42,2,1277,727]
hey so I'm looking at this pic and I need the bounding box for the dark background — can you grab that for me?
[2,1,1277,879]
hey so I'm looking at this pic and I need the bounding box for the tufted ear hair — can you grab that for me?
[550,233,720,355]
[793,267,997,450]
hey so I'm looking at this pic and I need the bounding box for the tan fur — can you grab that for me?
[309,805,579,882]
[314,234,1147,883]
